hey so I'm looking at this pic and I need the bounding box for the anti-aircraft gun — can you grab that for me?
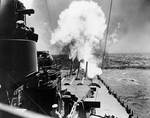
[0,0,61,116]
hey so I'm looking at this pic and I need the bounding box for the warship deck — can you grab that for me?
[62,73,129,118]
[93,79,129,118]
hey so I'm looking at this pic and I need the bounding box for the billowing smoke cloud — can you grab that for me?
[18,0,150,53]
[51,1,106,78]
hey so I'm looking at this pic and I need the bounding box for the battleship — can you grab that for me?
[0,0,135,118]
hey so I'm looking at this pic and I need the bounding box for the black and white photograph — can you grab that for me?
[0,0,150,118]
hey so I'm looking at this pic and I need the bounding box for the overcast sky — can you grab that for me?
[27,0,150,53]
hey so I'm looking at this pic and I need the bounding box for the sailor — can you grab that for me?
[13,20,26,39]
[50,104,62,118]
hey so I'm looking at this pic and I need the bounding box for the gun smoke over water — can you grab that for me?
[51,1,106,78]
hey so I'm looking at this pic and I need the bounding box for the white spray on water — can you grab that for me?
[51,1,107,78]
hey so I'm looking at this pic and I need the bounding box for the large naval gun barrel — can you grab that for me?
[0,0,38,104]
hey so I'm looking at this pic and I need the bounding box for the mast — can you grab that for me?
[102,0,113,69]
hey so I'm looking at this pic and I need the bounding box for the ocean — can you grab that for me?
[101,53,150,118]
[104,53,150,69]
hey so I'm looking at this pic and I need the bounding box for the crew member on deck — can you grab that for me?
[50,104,62,118]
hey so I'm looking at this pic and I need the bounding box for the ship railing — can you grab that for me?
[66,102,78,118]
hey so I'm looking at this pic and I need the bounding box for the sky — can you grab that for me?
[25,0,150,53]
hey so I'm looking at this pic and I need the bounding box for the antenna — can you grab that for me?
[102,0,113,69]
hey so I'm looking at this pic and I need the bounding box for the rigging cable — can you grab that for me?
[102,0,113,69]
